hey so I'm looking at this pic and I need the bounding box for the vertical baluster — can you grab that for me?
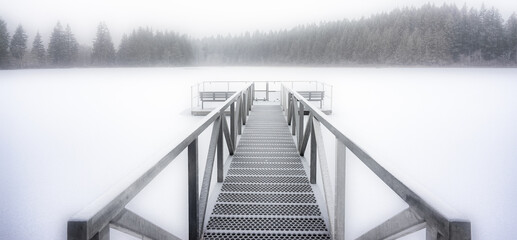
[238,97,242,135]
[230,102,235,149]
[242,93,247,125]
[217,114,224,183]
[298,102,304,150]
[335,138,346,240]
[91,225,110,240]
[310,118,317,184]
[188,139,199,240]
[291,96,297,136]
[287,92,292,125]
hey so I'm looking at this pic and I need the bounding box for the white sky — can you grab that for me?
[0,0,516,46]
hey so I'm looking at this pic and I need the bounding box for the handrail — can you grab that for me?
[282,84,471,240]
[68,83,254,240]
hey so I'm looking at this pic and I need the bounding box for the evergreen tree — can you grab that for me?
[0,18,9,69]
[10,25,28,68]
[48,22,66,66]
[64,24,78,66]
[91,22,116,66]
[505,13,517,62]
[31,32,46,67]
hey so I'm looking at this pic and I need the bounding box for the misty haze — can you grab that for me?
[1,1,516,240]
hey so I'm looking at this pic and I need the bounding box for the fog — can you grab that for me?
[1,0,516,45]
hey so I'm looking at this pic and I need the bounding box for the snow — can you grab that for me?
[1,67,516,239]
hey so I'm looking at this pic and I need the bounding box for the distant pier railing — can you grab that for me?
[191,80,332,115]
[67,83,254,240]
[282,84,471,240]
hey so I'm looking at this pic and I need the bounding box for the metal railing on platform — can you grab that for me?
[191,80,332,113]
[67,83,254,240]
[281,84,471,240]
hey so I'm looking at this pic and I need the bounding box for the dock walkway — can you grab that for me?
[203,105,331,240]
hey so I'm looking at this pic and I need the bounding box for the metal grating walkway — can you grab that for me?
[203,105,331,240]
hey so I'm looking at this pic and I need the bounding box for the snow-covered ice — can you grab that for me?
[1,67,516,239]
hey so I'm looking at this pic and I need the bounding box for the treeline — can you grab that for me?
[1,4,517,69]
[198,4,517,66]
[0,20,194,69]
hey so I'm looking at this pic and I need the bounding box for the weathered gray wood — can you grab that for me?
[300,113,313,156]
[230,102,235,149]
[426,226,440,240]
[287,93,292,125]
[188,138,199,240]
[291,95,298,136]
[217,115,224,183]
[237,97,242,135]
[312,119,335,234]
[111,208,181,240]
[285,85,456,239]
[242,93,247,125]
[310,118,317,184]
[449,221,471,240]
[334,138,346,240]
[221,115,234,155]
[199,117,221,234]
[67,83,252,240]
[357,208,425,240]
[298,102,304,151]
[91,224,110,240]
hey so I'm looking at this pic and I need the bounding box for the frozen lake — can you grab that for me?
[1,67,516,239]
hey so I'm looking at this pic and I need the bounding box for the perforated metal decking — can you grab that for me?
[203,105,331,240]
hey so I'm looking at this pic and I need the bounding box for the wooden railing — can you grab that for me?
[281,84,471,240]
[67,83,254,240]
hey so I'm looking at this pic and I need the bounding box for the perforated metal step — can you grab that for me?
[203,104,330,239]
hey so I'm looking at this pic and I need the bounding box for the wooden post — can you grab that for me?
[188,139,199,240]
[298,102,304,150]
[91,225,110,240]
[334,138,346,240]
[230,102,235,149]
[266,82,269,101]
[217,115,224,182]
[241,93,247,125]
[310,120,317,184]
[238,97,242,135]
[291,96,297,136]
[287,93,293,126]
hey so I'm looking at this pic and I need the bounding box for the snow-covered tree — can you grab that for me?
[0,18,9,68]
[31,32,46,67]
[10,25,28,67]
[91,22,115,66]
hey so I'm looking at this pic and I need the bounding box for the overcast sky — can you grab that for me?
[1,0,516,46]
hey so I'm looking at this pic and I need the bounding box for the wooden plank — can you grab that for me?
[357,208,425,240]
[68,83,252,240]
[286,86,453,238]
[300,113,313,156]
[188,138,199,240]
[111,208,181,240]
[312,119,335,233]
[335,138,346,240]
[199,117,221,234]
